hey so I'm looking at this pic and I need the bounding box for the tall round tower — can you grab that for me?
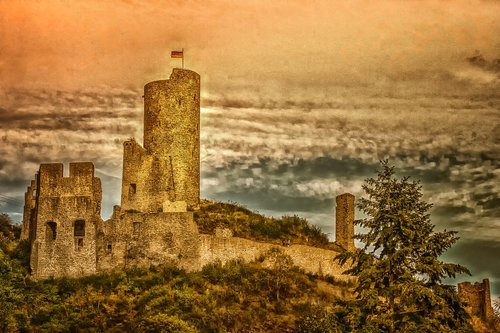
[143,68,200,208]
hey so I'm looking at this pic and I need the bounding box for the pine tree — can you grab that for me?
[337,161,472,333]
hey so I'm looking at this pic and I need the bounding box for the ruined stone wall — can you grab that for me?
[30,162,102,279]
[97,210,200,272]
[21,179,37,241]
[335,193,355,251]
[458,279,494,320]
[197,231,350,279]
[120,139,181,213]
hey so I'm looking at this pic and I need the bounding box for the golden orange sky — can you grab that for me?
[1,0,500,90]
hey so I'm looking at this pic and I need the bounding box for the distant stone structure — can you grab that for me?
[458,279,495,321]
[335,193,355,251]
[21,68,356,280]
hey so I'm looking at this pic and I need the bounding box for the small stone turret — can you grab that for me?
[335,193,355,251]
[458,279,494,320]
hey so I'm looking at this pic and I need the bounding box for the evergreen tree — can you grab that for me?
[337,161,472,333]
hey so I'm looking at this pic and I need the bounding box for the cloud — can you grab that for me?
[467,52,500,73]
[0,87,144,218]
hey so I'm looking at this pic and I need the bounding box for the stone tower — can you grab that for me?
[121,68,200,212]
[458,279,494,320]
[27,163,102,279]
[335,193,355,251]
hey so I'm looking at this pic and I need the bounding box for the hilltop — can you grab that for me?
[1,201,498,332]
[194,199,339,250]
[0,210,353,332]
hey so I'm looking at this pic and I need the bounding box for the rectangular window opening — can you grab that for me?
[74,220,85,237]
[75,238,84,250]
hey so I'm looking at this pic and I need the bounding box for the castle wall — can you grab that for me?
[97,210,200,272]
[198,232,350,279]
[458,279,494,320]
[30,163,102,279]
[335,193,355,251]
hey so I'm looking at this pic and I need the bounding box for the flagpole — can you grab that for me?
[182,48,184,69]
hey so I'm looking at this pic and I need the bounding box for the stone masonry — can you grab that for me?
[458,279,494,320]
[21,68,356,280]
[335,193,355,251]
[24,163,102,279]
[121,69,200,212]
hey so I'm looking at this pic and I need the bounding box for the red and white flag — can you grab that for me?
[171,50,183,58]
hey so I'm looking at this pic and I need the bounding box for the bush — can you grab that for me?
[194,200,330,247]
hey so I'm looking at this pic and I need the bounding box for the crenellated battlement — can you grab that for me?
[38,163,98,197]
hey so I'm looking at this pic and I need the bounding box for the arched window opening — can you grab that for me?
[46,222,57,241]
[74,220,85,237]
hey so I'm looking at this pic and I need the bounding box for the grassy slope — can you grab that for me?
[194,199,341,251]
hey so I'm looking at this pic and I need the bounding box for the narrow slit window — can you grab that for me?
[129,183,137,195]
[107,243,112,253]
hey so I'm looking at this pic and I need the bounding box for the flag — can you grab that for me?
[171,50,183,58]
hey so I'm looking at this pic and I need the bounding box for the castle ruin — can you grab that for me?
[21,68,356,280]
[458,279,495,321]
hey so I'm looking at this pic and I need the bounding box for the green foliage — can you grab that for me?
[336,161,473,333]
[138,313,199,333]
[0,213,21,240]
[296,305,342,333]
[194,200,330,247]
[265,247,294,301]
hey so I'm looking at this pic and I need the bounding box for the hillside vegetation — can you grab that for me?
[0,212,354,332]
[194,199,335,249]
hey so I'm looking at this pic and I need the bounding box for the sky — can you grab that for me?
[0,0,499,296]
